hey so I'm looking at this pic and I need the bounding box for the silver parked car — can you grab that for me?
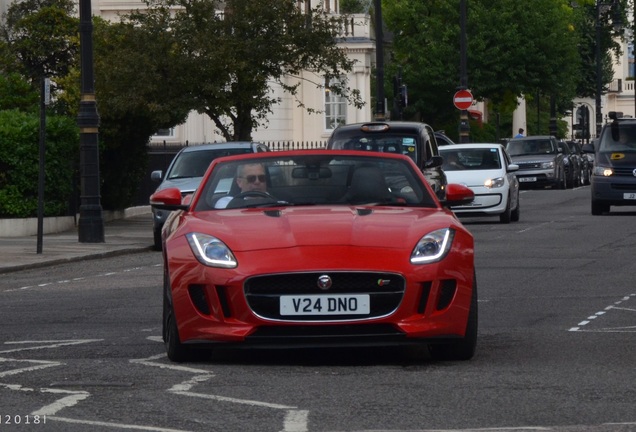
[505,136,567,189]
[150,142,270,250]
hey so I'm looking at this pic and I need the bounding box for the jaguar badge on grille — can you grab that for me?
[317,275,332,290]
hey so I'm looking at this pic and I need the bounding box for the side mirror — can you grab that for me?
[150,187,189,211]
[424,155,444,169]
[507,163,519,172]
[441,183,474,207]
[151,170,163,182]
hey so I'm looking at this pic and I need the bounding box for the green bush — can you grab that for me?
[0,109,78,218]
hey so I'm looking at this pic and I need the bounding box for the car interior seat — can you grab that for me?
[344,166,392,204]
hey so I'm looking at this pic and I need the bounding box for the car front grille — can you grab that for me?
[612,167,636,177]
[244,272,405,322]
[516,162,543,169]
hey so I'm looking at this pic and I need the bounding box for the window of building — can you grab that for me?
[325,77,347,131]
[153,128,175,138]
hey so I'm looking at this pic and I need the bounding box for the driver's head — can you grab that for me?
[236,163,267,192]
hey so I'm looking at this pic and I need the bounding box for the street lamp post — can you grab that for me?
[595,1,603,138]
[373,0,385,121]
[458,0,470,143]
[595,0,622,138]
[77,0,104,243]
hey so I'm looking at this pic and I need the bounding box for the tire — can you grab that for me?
[557,167,567,190]
[591,200,610,216]
[510,191,520,222]
[429,272,478,361]
[499,196,512,223]
[153,226,162,251]
[163,273,198,362]
[566,167,575,189]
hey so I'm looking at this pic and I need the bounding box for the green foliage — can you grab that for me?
[0,110,78,217]
[0,73,39,112]
[382,0,608,140]
[125,0,362,141]
[0,0,78,89]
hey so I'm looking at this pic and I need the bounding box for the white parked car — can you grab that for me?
[439,143,520,223]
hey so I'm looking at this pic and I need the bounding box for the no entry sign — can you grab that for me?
[453,89,473,110]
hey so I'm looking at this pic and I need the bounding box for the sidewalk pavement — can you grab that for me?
[0,210,155,274]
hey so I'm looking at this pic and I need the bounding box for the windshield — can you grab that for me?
[167,148,255,180]
[329,134,419,164]
[506,139,556,156]
[440,148,501,171]
[598,123,636,153]
[195,153,437,210]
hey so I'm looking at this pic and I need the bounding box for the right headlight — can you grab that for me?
[410,228,454,264]
[592,166,613,176]
[186,233,237,268]
[540,161,555,169]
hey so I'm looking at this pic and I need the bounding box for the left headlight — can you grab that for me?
[484,177,505,189]
[411,228,455,264]
[592,165,613,176]
[186,233,237,268]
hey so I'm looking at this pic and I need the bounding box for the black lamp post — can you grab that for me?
[595,0,623,138]
[458,0,470,143]
[77,0,104,242]
[373,0,385,120]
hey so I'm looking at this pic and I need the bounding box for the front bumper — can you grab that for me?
[591,174,636,205]
[167,245,475,348]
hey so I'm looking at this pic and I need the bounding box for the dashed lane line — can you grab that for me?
[569,293,636,332]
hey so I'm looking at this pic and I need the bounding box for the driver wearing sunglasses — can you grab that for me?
[215,163,268,208]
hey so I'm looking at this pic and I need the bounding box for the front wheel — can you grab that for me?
[153,226,162,251]
[499,196,512,223]
[428,272,478,361]
[591,200,610,215]
[163,274,199,362]
[510,191,520,222]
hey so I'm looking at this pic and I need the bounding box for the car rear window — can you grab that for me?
[328,134,419,163]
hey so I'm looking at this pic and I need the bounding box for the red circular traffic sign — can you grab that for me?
[453,89,473,110]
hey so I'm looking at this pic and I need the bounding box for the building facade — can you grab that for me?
[92,0,375,145]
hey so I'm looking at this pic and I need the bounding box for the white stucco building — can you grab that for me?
[90,0,375,145]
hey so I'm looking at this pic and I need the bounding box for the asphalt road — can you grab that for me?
[1,185,635,432]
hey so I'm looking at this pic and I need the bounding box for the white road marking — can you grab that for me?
[0,339,103,354]
[2,264,161,293]
[283,410,309,432]
[45,416,191,431]
[0,339,190,432]
[569,293,636,332]
[0,357,60,377]
[33,390,91,415]
[131,352,308,428]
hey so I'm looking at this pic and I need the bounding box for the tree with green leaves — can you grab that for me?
[381,0,625,139]
[124,0,363,141]
[0,0,78,96]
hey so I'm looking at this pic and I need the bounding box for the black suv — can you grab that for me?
[327,121,447,199]
[585,111,636,215]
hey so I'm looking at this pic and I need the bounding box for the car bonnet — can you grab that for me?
[183,206,451,252]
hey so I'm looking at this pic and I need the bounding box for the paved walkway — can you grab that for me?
[0,211,155,274]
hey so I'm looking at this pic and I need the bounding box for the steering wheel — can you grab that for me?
[233,190,276,200]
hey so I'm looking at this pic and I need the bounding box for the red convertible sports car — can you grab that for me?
[150,150,477,362]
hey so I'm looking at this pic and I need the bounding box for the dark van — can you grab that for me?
[585,111,636,215]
